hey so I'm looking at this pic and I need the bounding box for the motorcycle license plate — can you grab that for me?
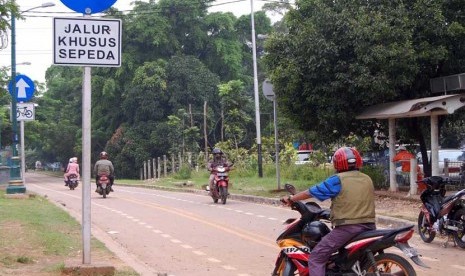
[101,183,107,189]
[217,172,227,176]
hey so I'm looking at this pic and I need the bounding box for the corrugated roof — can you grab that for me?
[356,94,465,119]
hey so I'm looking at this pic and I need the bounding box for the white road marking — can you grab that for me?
[193,250,206,256]
[170,239,181,243]
[222,265,236,270]
[207,257,221,263]
[180,244,192,249]
[452,264,465,270]
[161,234,171,238]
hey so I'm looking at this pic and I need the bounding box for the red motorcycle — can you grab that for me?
[272,184,428,276]
[417,176,465,248]
[208,164,233,204]
[96,173,111,198]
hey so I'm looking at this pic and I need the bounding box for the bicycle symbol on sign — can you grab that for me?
[17,106,33,119]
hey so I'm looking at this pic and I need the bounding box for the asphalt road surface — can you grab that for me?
[24,172,465,276]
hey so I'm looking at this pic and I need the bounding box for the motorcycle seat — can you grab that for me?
[348,225,413,243]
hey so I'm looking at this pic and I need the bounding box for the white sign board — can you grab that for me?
[16,103,35,121]
[54,17,122,67]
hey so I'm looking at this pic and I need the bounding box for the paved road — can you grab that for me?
[24,172,465,276]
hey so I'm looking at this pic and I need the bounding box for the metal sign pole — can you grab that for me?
[82,65,91,264]
[20,120,25,184]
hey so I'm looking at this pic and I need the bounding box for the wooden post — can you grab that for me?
[171,155,175,173]
[204,101,208,163]
[188,152,192,167]
[147,159,151,179]
[178,152,182,169]
[157,157,161,179]
[143,161,147,180]
[163,155,167,177]
[153,158,156,179]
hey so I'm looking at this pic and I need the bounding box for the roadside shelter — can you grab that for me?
[357,94,465,193]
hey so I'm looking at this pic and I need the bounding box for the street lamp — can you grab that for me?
[250,0,263,177]
[6,1,55,194]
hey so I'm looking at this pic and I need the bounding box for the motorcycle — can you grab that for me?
[272,184,428,276]
[96,173,111,198]
[417,175,465,248]
[66,174,79,190]
[207,164,233,204]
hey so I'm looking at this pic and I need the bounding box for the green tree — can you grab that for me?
[0,0,20,31]
[218,80,254,149]
[264,0,465,157]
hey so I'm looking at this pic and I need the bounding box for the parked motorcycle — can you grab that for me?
[417,176,465,248]
[66,174,79,190]
[96,174,111,198]
[207,164,233,204]
[272,184,428,276]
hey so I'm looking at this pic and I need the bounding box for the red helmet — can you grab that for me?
[333,147,362,172]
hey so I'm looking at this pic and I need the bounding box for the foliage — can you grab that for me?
[26,1,275,178]
[361,165,388,190]
[264,0,465,154]
[0,0,20,31]
[173,164,192,179]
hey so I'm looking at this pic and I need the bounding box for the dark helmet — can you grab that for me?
[301,221,330,248]
[333,147,362,173]
[212,148,223,155]
[99,151,108,159]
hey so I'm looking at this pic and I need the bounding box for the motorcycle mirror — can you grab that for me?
[284,183,297,195]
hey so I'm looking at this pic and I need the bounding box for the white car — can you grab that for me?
[295,150,313,165]
[417,149,465,180]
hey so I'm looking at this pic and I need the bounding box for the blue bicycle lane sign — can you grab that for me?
[8,74,35,102]
[60,0,117,14]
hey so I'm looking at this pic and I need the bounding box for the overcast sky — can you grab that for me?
[0,0,281,84]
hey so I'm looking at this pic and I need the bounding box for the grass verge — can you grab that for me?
[0,188,138,276]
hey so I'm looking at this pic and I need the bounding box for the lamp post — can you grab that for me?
[6,1,55,194]
[250,0,263,177]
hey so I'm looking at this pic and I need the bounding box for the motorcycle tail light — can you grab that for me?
[394,229,414,243]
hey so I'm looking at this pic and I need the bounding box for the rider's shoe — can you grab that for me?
[64,181,68,186]
[110,187,114,192]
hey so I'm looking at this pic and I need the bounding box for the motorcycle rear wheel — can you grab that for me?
[418,212,435,243]
[220,186,228,204]
[365,253,416,276]
[452,208,465,248]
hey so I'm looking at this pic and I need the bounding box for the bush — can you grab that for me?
[361,165,387,189]
[173,164,192,179]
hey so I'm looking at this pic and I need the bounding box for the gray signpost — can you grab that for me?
[56,0,121,265]
[262,79,281,190]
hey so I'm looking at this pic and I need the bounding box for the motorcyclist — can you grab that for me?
[207,148,230,192]
[64,157,80,186]
[282,147,376,276]
[94,151,115,192]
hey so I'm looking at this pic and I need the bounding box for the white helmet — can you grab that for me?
[69,158,73,163]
